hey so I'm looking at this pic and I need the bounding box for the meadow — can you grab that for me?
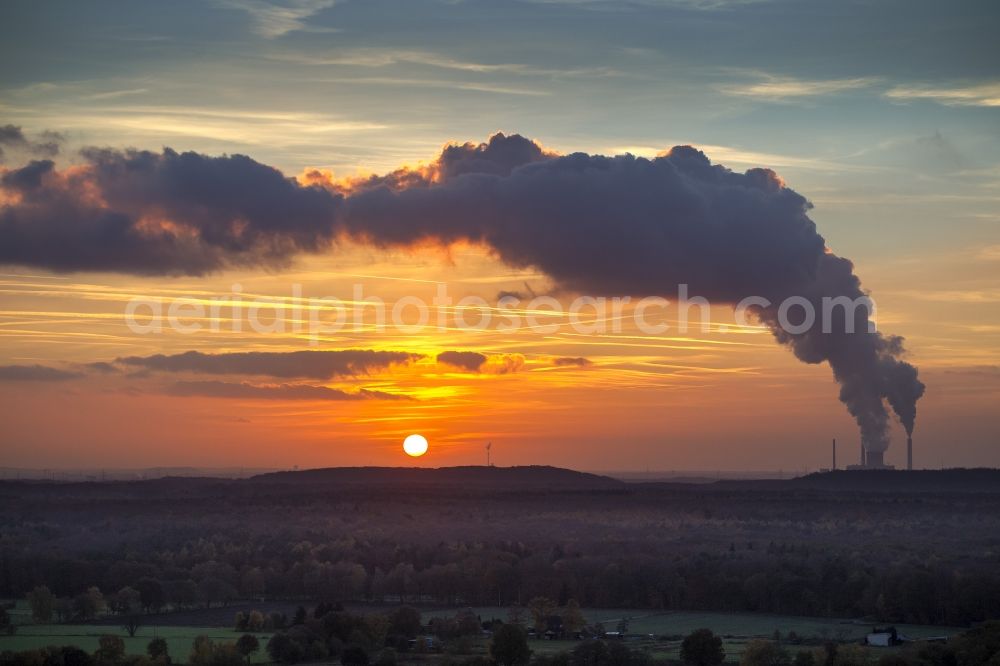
[0,624,271,663]
[1,599,964,664]
[424,606,960,641]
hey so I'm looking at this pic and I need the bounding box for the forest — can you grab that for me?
[2,467,999,629]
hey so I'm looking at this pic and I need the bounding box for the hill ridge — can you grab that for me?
[248,464,624,489]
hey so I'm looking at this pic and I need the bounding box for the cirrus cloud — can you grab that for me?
[0,364,82,381]
[166,380,411,401]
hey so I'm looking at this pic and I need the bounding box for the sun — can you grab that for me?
[402,434,429,457]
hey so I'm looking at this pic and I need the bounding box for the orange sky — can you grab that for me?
[1,236,997,472]
[2,0,999,472]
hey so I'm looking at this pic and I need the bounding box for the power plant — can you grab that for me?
[846,445,893,470]
[864,449,889,468]
[841,436,916,471]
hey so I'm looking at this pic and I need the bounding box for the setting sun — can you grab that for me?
[403,434,429,457]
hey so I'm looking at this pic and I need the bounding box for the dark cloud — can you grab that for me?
[0,147,342,274]
[0,132,924,452]
[0,364,82,381]
[553,356,593,367]
[330,133,552,195]
[437,132,550,179]
[1,159,54,191]
[437,350,524,374]
[342,144,823,300]
[0,125,62,163]
[0,126,28,157]
[166,380,411,401]
[116,349,421,379]
[437,350,487,372]
[83,361,118,373]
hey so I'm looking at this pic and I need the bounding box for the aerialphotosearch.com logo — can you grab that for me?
[123,283,878,343]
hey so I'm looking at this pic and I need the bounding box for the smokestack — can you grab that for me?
[832,438,837,471]
[860,439,865,467]
[867,450,885,467]
[907,436,913,471]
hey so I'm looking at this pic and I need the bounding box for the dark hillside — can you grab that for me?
[248,464,625,490]
[708,468,1000,494]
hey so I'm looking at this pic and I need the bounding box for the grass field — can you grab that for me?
[1,601,962,664]
[430,607,961,662]
[0,623,272,664]
[424,607,960,642]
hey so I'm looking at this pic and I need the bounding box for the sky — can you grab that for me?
[0,0,998,471]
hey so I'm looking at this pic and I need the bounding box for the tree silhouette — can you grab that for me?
[491,623,532,666]
[680,628,725,666]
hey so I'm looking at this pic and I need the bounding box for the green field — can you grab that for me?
[1,603,962,664]
[424,607,960,642]
[0,623,272,664]
[431,607,961,662]
[527,636,756,663]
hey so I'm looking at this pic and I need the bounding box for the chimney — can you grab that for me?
[907,436,913,471]
[868,450,884,467]
[832,438,837,471]
[860,439,865,467]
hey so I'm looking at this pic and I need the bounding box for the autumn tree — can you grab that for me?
[681,628,725,666]
[247,610,265,632]
[387,606,422,638]
[147,636,169,661]
[190,635,216,665]
[236,634,260,664]
[95,634,125,664]
[73,587,105,621]
[115,586,143,637]
[491,623,531,666]
[562,599,586,634]
[136,578,165,613]
[528,597,557,633]
[27,585,56,623]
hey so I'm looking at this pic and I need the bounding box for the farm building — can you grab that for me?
[866,627,901,647]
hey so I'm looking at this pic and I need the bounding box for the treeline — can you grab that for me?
[5,536,1000,627]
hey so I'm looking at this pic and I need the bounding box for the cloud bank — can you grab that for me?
[0,364,82,381]
[115,349,421,379]
[437,351,525,374]
[0,132,925,453]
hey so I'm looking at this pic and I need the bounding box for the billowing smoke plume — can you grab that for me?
[0,132,925,450]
